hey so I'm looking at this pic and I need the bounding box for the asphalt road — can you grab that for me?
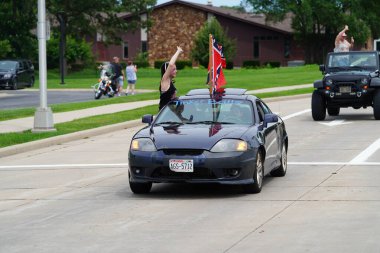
[0,89,100,109]
[1,96,380,252]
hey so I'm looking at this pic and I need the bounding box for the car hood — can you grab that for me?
[136,124,250,150]
[325,71,370,80]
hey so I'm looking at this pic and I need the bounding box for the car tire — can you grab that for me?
[27,77,34,88]
[11,79,18,90]
[129,174,152,194]
[374,90,380,120]
[311,90,326,121]
[270,143,287,177]
[243,151,263,194]
[327,106,340,116]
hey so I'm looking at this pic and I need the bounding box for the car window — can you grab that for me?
[0,61,17,70]
[156,99,254,125]
[256,102,265,123]
[18,61,25,70]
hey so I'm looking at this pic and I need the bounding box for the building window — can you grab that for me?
[253,38,260,58]
[123,42,128,59]
[141,41,147,53]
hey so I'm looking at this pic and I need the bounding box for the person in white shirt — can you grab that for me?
[125,61,137,95]
[334,25,354,52]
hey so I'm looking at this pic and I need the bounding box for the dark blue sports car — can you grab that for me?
[128,88,288,194]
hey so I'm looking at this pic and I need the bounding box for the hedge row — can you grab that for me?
[242,60,280,68]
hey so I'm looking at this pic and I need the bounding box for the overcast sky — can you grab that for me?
[156,0,242,7]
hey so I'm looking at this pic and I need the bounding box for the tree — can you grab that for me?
[0,1,37,59]
[191,17,236,68]
[46,0,156,83]
[243,0,373,64]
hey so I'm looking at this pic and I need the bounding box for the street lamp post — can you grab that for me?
[33,0,55,132]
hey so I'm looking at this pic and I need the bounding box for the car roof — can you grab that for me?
[327,50,380,56]
[180,88,258,101]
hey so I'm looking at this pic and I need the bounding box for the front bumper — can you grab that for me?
[0,79,14,88]
[128,149,257,185]
[322,89,374,107]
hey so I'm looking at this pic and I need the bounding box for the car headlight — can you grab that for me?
[131,138,157,151]
[210,139,248,152]
[361,78,369,85]
[3,73,12,79]
[325,78,333,85]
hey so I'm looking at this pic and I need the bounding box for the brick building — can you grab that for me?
[92,0,305,67]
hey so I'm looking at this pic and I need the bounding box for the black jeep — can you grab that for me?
[312,51,380,120]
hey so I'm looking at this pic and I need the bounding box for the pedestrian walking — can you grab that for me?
[126,61,137,95]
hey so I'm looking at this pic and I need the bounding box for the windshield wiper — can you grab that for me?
[154,121,183,126]
[187,120,234,124]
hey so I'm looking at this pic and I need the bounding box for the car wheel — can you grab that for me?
[311,90,326,121]
[27,77,34,88]
[270,143,287,177]
[129,173,152,194]
[374,90,380,120]
[11,79,18,90]
[327,106,340,116]
[243,151,263,194]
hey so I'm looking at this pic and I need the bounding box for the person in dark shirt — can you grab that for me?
[111,56,125,95]
[159,46,183,110]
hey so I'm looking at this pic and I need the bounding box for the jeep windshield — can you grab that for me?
[0,61,17,71]
[327,52,378,72]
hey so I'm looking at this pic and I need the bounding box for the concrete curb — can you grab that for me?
[0,119,143,158]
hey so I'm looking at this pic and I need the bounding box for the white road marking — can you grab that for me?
[319,120,352,127]
[289,162,380,166]
[349,138,380,164]
[282,109,311,121]
[0,163,129,170]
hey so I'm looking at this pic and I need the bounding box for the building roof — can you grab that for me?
[152,0,294,34]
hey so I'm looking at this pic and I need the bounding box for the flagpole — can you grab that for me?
[208,34,213,94]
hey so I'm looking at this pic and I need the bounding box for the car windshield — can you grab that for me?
[0,61,17,71]
[327,52,378,71]
[155,99,254,125]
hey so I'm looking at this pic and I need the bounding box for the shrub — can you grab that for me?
[264,61,281,68]
[176,60,192,70]
[243,60,260,68]
[226,61,234,69]
[154,60,166,69]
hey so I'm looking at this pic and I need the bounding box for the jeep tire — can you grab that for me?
[373,90,380,120]
[312,90,326,121]
[327,106,340,116]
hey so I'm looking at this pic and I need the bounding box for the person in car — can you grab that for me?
[159,46,183,110]
[334,25,354,52]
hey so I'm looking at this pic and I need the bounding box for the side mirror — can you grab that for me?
[142,114,153,125]
[263,113,278,128]
[370,70,380,78]
[319,64,325,72]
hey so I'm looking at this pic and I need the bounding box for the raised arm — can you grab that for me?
[335,25,349,46]
[161,46,183,92]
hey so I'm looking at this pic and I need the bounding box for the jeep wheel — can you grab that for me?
[327,106,340,116]
[373,90,380,120]
[27,77,34,88]
[311,90,326,121]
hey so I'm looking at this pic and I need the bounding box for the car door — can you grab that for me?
[17,61,27,87]
[256,100,279,172]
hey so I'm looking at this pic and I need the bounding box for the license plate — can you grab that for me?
[169,159,194,172]
[339,86,351,93]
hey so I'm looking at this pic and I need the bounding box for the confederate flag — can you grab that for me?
[207,35,226,93]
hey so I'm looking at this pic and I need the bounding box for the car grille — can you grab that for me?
[151,167,216,180]
[333,81,358,92]
[162,149,204,156]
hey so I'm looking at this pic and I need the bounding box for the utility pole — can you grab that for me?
[33,0,55,132]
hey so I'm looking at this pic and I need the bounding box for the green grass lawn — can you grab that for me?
[34,65,322,91]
